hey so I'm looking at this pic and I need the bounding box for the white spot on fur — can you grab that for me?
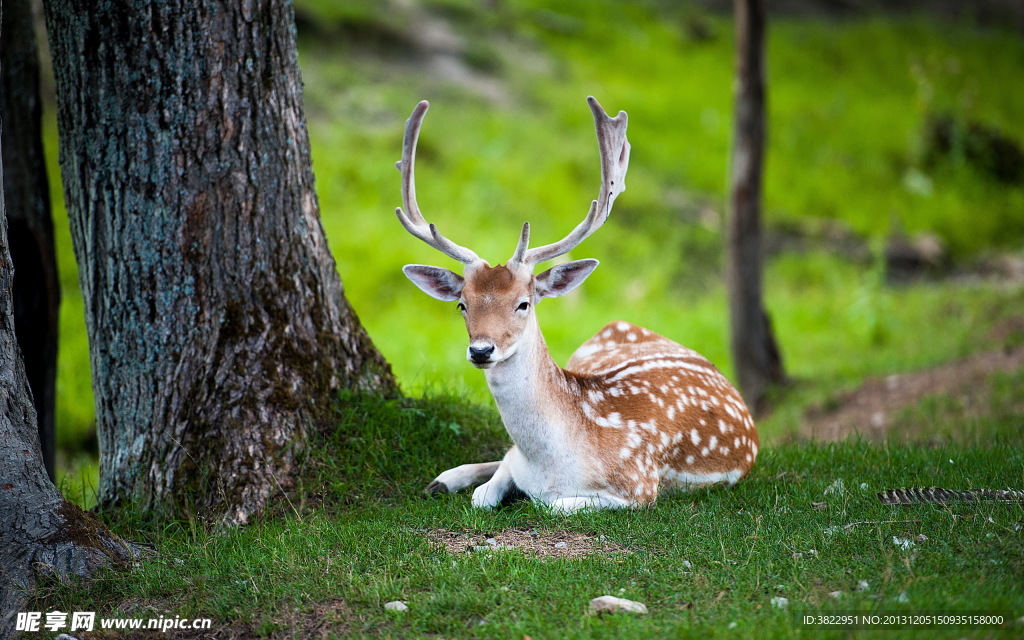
[572,342,604,360]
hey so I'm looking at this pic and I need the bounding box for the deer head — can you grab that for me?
[397,98,630,369]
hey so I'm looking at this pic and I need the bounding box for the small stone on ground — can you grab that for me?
[589,595,648,615]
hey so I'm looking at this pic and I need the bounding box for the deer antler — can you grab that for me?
[514,96,630,266]
[396,101,481,264]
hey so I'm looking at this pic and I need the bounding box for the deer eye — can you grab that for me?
[457,302,467,313]
[516,301,530,312]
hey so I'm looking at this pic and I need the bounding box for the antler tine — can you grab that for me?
[510,222,531,264]
[395,101,480,265]
[519,96,630,266]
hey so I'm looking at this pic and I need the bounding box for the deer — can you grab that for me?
[395,97,759,513]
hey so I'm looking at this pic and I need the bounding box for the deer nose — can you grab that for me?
[468,344,495,364]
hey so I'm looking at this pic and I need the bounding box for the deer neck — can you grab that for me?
[482,317,573,457]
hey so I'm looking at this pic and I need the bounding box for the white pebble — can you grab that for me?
[589,595,648,615]
[384,601,409,612]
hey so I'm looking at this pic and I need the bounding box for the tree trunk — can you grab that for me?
[0,0,58,482]
[44,0,397,525]
[727,0,785,414]
[0,87,138,640]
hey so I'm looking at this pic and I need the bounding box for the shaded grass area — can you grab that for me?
[33,392,1024,639]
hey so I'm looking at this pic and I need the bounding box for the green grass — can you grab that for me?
[32,390,1024,639]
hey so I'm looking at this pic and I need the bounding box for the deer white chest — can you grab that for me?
[485,358,597,501]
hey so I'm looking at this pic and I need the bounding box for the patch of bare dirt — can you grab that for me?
[799,343,1024,441]
[425,528,630,559]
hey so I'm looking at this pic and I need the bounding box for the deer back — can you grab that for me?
[565,321,758,502]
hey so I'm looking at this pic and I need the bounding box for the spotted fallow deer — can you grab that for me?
[396,97,759,512]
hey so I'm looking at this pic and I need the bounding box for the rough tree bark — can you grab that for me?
[44,0,397,524]
[0,0,58,481]
[727,0,785,414]
[0,86,138,640]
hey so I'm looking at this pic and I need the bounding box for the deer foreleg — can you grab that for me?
[471,456,515,509]
[425,460,502,494]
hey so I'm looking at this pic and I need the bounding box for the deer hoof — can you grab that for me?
[424,481,449,495]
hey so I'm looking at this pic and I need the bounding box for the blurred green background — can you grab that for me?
[44,0,1024,503]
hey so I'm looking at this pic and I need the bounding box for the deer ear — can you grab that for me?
[534,259,599,300]
[403,265,465,301]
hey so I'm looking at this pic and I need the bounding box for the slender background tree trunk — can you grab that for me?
[0,0,58,481]
[44,0,396,524]
[727,0,785,414]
